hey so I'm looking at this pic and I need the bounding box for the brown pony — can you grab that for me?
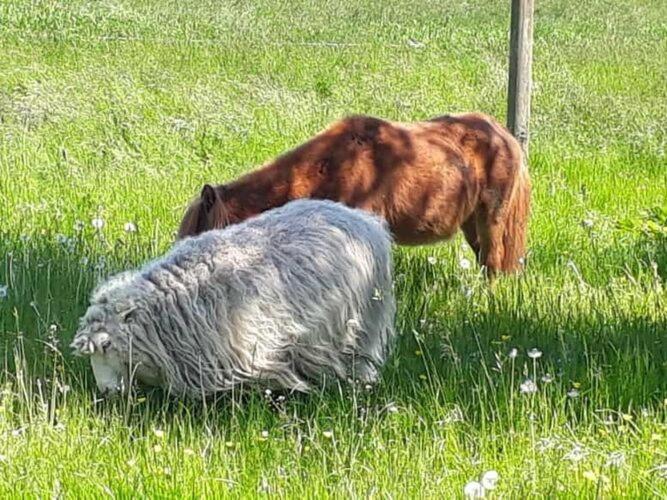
[177,112,531,276]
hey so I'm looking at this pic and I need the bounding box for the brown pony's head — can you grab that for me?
[176,184,230,239]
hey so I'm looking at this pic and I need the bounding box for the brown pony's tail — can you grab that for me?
[502,154,531,272]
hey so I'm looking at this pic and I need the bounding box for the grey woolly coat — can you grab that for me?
[72,199,396,397]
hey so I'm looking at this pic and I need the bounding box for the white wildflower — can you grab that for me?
[541,373,554,383]
[605,451,626,468]
[563,444,588,462]
[567,388,580,399]
[322,430,334,439]
[520,379,538,395]
[91,217,105,230]
[459,257,472,270]
[0,284,7,300]
[260,430,269,439]
[508,348,518,359]
[582,219,594,229]
[527,348,542,359]
[124,222,137,233]
[536,437,557,453]
[463,480,485,498]
[427,256,437,265]
[480,470,499,490]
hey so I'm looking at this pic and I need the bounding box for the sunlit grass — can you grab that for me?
[1,0,666,497]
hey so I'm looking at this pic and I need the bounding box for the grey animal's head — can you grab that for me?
[71,302,131,397]
[70,271,160,397]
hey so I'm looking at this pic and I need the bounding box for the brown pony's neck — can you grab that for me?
[222,159,293,219]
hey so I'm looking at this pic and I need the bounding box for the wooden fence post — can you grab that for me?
[507,0,534,157]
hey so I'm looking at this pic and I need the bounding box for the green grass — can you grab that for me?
[1,0,666,496]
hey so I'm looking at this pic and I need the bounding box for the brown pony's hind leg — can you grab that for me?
[476,204,506,281]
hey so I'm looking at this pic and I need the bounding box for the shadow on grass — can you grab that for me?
[0,238,665,433]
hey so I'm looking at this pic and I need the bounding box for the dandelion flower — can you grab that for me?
[153,428,165,439]
[480,470,499,490]
[385,402,399,414]
[0,284,8,300]
[541,373,554,383]
[563,444,588,462]
[153,444,163,453]
[605,451,626,468]
[520,379,538,395]
[527,348,542,359]
[427,256,437,265]
[322,430,334,439]
[508,348,518,359]
[260,430,269,439]
[124,222,137,233]
[459,257,472,270]
[463,480,485,498]
[225,441,235,448]
[567,388,580,399]
[91,217,105,230]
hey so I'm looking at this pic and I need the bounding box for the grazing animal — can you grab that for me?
[71,200,396,398]
[177,112,531,277]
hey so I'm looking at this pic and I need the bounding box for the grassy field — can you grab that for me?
[1,0,666,497]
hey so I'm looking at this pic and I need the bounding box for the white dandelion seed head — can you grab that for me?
[563,444,588,462]
[508,348,518,359]
[582,218,594,229]
[322,430,334,439]
[536,437,557,453]
[527,348,543,359]
[260,430,269,438]
[541,373,554,383]
[605,451,626,468]
[459,257,472,270]
[480,470,499,490]
[124,222,137,233]
[0,284,8,299]
[520,379,538,395]
[91,217,105,230]
[427,255,437,265]
[518,256,526,265]
[567,388,580,399]
[463,480,485,498]
[264,389,272,396]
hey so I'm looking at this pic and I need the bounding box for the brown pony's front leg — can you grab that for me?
[461,216,482,265]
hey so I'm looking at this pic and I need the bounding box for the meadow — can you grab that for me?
[0,0,666,497]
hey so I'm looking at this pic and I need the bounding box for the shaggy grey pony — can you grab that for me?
[71,199,396,398]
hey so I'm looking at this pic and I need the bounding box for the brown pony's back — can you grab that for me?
[177,112,530,276]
